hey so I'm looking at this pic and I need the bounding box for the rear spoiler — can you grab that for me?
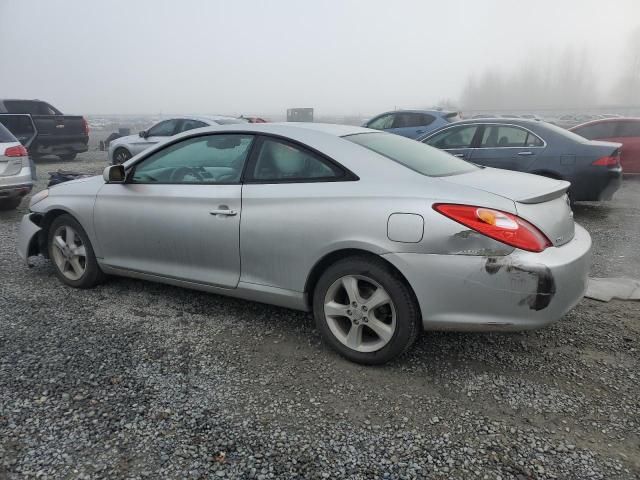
[517,180,570,204]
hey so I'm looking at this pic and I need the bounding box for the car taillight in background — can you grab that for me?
[4,145,28,157]
[82,117,90,136]
[433,204,552,252]
[592,150,621,168]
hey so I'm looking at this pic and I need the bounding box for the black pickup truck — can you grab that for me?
[0,99,88,160]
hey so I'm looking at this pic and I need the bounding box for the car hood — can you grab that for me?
[441,167,569,204]
[49,174,104,194]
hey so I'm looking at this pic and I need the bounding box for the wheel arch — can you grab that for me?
[35,208,76,258]
[304,248,421,318]
[530,170,564,180]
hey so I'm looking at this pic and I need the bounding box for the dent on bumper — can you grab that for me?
[17,214,42,265]
[383,223,592,332]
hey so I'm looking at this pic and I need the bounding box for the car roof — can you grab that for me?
[449,118,543,126]
[180,122,372,137]
[371,109,456,118]
[571,117,640,128]
[173,114,245,124]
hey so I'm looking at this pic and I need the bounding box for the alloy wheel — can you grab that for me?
[323,274,397,353]
[50,225,87,281]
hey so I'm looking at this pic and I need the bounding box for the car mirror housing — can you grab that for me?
[139,130,147,138]
[103,165,126,183]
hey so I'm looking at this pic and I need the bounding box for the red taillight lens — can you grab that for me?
[82,117,89,136]
[434,204,552,252]
[592,154,620,168]
[4,145,28,157]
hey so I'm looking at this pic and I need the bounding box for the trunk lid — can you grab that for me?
[442,167,575,247]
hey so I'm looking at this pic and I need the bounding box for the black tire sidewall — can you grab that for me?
[313,257,420,365]
[113,148,131,165]
[0,198,21,210]
[47,214,103,288]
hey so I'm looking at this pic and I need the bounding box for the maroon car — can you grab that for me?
[571,118,640,174]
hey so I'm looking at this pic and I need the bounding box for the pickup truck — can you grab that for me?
[0,99,88,161]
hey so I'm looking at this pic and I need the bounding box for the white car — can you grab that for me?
[0,122,33,210]
[108,115,247,164]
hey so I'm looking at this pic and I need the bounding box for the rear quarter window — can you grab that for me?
[0,122,18,143]
[345,132,478,177]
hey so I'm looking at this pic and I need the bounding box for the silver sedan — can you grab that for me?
[18,123,591,364]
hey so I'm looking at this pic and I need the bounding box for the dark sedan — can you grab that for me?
[419,119,622,202]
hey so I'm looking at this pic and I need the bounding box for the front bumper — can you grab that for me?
[17,213,43,264]
[383,223,592,332]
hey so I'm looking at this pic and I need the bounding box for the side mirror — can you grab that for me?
[139,130,147,138]
[103,165,126,183]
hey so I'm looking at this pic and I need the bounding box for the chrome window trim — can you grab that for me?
[423,122,547,150]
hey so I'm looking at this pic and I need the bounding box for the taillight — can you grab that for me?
[82,117,89,136]
[4,145,28,157]
[434,204,552,252]
[592,152,620,168]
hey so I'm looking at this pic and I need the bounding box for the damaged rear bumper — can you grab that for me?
[383,223,592,332]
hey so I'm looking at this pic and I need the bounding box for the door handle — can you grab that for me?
[210,209,237,216]
[517,151,534,156]
[453,153,465,158]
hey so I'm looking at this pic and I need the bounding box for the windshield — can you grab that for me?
[344,132,478,177]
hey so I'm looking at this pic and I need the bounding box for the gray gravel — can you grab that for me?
[1,148,639,479]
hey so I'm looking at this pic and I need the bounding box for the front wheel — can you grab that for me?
[313,256,421,365]
[48,214,105,288]
[112,147,131,165]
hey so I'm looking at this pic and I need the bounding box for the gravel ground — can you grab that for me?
[1,148,639,479]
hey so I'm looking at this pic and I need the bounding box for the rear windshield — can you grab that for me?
[0,122,18,143]
[4,100,61,115]
[344,132,478,177]
[542,122,592,143]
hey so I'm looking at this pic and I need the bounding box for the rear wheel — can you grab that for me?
[0,197,21,210]
[113,147,131,165]
[59,153,77,161]
[48,214,105,288]
[313,256,421,365]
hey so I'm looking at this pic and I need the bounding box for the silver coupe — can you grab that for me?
[18,123,592,364]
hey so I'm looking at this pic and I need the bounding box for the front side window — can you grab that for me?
[479,125,542,147]
[147,119,179,137]
[572,122,617,140]
[346,132,478,177]
[425,125,479,149]
[251,138,343,181]
[131,134,254,184]
[367,114,394,130]
[179,119,207,133]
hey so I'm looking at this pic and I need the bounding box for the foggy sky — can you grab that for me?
[1,0,638,116]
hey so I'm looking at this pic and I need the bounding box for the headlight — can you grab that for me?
[29,189,49,208]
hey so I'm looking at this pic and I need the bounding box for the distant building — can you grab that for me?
[287,108,314,122]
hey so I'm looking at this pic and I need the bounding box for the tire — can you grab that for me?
[47,214,105,288]
[112,147,132,165]
[0,197,21,211]
[312,255,421,365]
[59,153,77,161]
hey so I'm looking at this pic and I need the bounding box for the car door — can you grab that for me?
[422,124,480,161]
[94,133,255,287]
[470,124,543,171]
[130,119,180,156]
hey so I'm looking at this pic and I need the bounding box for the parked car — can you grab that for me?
[108,115,248,164]
[570,118,640,174]
[419,119,622,202]
[0,99,88,161]
[362,109,461,139]
[0,122,33,210]
[240,116,268,123]
[19,123,591,364]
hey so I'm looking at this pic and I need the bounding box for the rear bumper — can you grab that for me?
[0,167,33,199]
[32,135,88,156]
[571,167,622,201]
[383,223,592,332]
